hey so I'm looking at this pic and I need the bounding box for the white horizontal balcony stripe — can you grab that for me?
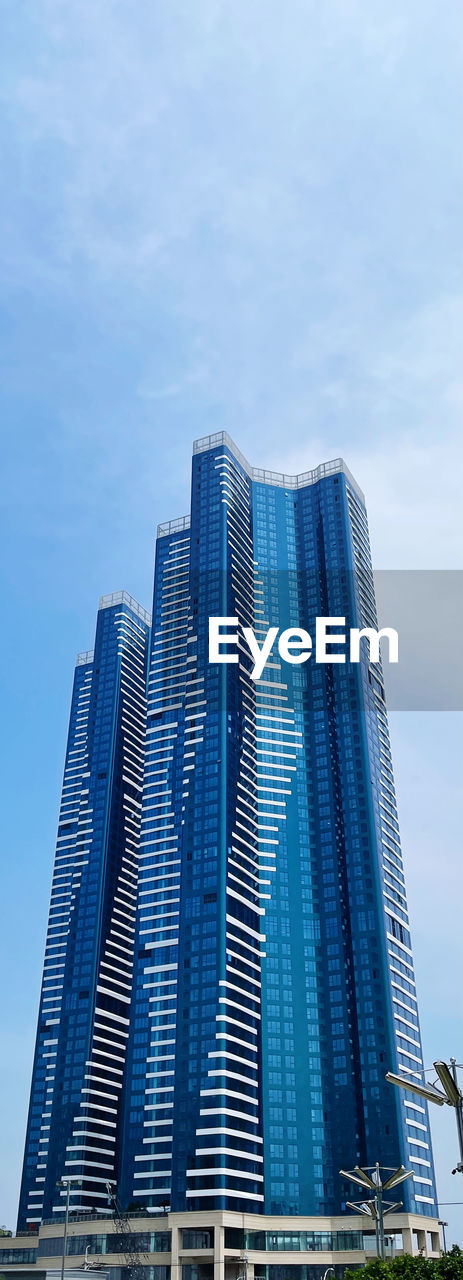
[140,860,180,873]
[223,977,261,1004]
[88,1044,124,1064]
[132,1189,171,1198]
[231,830,260,858]
[383,892,409,922]
[96,985,130,1004]
[382,860,406,888]
[396,1046,423,1064]
[393,1009,420,1032]
[208,1052,257,1074]
[65,1159,114,1171]
[392,993,417,1017]
[186,1165,263,1183]
[143,1119,172,1127]
[214,1031,256,1053]
[200,1088,258,1107]
[78,1101,117,1115]
[223,942,261,972]
[229,847,260,877]
[227,887,265,916]
[186,1188,264,1201]
[390,965,415,986]
[143,939,178,951]
[82,1080,120,1096]
[226,929,263,957]
[386,932,414,958]
[144,1102,174,1112]
[227,873,262,902]
[196,1127,262,1145]
[219,996,261,1021]
[216,1013,258,1037]
[206,1067,258,1088]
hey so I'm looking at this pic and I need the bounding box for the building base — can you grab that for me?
[1,1208,442,1280]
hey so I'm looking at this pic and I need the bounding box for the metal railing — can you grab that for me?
[193,430,365,502]
[76,649,94,666]
[98,591,151,626]
[157,515,191,539]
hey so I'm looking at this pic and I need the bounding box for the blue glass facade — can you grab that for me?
[120,433,436,1219]
[18,593,150,1228]
[18,434,437,1231]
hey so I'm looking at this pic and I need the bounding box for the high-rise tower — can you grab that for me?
[119,434,436,1219]
[17,593,150,1228]
[18,437,437,1234]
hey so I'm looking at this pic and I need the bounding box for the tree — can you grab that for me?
[345,1246,463,1279]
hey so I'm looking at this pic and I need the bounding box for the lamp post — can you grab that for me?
[386,1057,463,1175]
[438,1222,448,1255]
[56,1176,82,1280]
[384,1236,395,1259]
[340,1163,413,1261]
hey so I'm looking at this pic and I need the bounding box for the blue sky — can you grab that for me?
[0,0,462,1244]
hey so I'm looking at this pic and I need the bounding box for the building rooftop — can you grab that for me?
[193,430,365,502]
[75,649,94,667]
[98,590,151,626]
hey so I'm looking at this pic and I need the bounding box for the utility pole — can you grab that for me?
[60,1179,70,1280]
[56,1176,82,1280]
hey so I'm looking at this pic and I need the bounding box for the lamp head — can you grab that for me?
[339,1166,376,1190]
[434,1061,463,1107]
[386,1071,446,1106]
[382,1167,413,1192]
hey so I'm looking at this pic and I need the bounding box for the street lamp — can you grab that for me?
[438,1222,448,1255]
[340,1163,413,1261]
[386,1057,463,1175]
[56,1176,83,1280]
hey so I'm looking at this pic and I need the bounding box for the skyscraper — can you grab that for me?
[18,434,437,1239]
[18,592,150,1228]
[119,433,436,1220]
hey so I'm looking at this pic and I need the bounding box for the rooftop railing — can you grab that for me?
[193,430,365,502]
[76,649,94,666]
[157,515,191,539]
[98,591,151,626]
